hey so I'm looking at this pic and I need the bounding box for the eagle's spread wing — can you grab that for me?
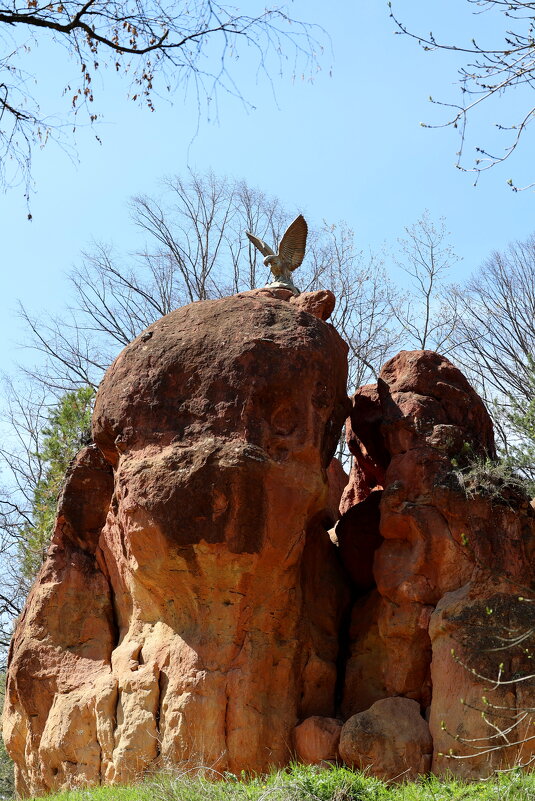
[278,215,308,271]
[246,231,275,258]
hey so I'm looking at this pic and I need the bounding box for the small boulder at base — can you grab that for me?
[294,716,342,764]
[339,697,432,781]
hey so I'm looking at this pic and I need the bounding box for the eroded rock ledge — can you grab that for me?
[4,294,535,796]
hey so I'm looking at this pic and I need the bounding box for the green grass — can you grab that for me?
[24,764,535,801]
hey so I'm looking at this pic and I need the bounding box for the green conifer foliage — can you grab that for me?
[19,386,95,581]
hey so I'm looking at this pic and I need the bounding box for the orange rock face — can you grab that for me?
[428,506,535,777]
[5,324,535,792]
[4,291,350,797]
[340,384,388,513]
[3,446,116,796]
[340,350,535,778]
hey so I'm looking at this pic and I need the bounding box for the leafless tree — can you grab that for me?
[389,1,535,188]
[19,171,401,395]
[133,177,231,304]
[0,1,323,197]
[390,212,461,353]
[297,221,401,391]
[450,235,535,403]
[445,235,535,466]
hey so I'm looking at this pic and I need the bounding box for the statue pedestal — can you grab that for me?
[265,279,300,295]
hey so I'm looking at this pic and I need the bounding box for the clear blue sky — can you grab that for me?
[1,0,533,376]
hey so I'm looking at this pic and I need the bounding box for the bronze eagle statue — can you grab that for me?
[246,214,308,293]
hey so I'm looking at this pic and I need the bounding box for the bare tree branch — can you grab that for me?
[389,0,535,187]
[0,2,325,196]
[390,211,461,353]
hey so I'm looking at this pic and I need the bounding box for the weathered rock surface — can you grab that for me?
[3,446,116,797]
[341,350,535,777]
[336,490,382,593]
[6,325,535,791]
[238,288,336,322]
[4,290,350,797]
[429,518,535,777]
[339,384,388,513]
[341,591,388,719]
[326,457,348,528]
[339,697,432,780]
[293,716,342,764]
[291,290,336,321]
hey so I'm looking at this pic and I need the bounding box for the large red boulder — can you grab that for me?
[340,350,535,777]
[3,290,350,797]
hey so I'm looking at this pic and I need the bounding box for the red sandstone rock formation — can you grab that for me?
[5,319,535,791]
[3,290,350,797]
[341,350,535,777]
